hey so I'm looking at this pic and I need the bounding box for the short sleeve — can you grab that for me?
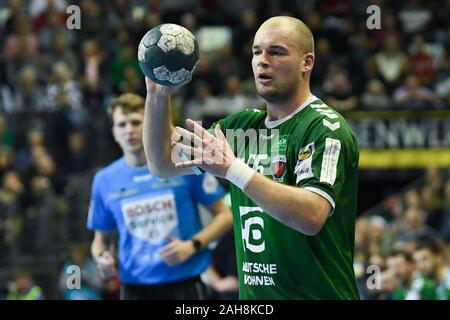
[86,173,117,231]
[293,121,357,216]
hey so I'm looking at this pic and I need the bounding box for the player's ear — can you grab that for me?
[301,53,314,73]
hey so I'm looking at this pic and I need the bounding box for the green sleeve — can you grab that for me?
[293,119,358,213]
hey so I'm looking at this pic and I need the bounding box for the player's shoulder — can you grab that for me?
[219,107,267,129]
[300,98,355,138]
[93,157,126,183]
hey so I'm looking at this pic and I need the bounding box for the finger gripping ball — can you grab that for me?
[138,23,200,86]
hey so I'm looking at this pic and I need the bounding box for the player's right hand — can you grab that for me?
[145,76,192,97]
[95,251,117,280]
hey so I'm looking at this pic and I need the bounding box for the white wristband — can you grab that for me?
[225,159,255,190]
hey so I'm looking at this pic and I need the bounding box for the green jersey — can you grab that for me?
[391,275,438,300]
[216,96,360,299]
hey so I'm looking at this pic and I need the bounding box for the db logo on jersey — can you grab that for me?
[240,206,265,253]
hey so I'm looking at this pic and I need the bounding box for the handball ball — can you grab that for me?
[138,23,200,86]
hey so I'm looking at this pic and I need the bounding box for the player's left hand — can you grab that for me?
[171,119,236,178]
[160,236,196,266]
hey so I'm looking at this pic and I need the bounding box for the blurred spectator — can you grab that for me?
[386,249,437,300]
[59,242,102,300]
[21,163,68,255]
[13,66,46,113]
[6,269,45,300]
[441,180,450,240]
[106,0,133,33]
[393,75,440,109]
[34,5,72,52]
[398,0,432,35]
[421,168,444,230]
[79,0,106,43]
[408,35,437,86]
[0,147,15,179]
[323,67,358,111]
[434,57,450,105]
[29,0,67,18]
[80,39,109,111]
[2,0,27,36]
[65,131,92,175]
[184,81,218,122]
[311,38,333,94]
[404,189,422,210]
[203,75,263,127]
[0,170,25,261]
[232,9,258,61]
[110,44,141,95]
[373,12,403,49]
[42,32,78,78]
[189,55,222,96]
[395,207,426,236]
[0,115,14,149]
[3,17,42,86]
[17,127,46,171]
[215,43,242,82]
[3,17,39,59]
[374,35,409,93]
[413,241,450,300]
[361,79,391,109]
[44,62,83,112]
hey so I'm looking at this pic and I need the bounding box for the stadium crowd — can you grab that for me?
[0,0,448,299]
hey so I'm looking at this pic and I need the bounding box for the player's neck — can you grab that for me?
[124,151,147,168]
[266,87,312,121]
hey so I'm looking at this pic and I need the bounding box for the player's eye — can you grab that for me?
[253,50,261,55]
[117,122,126,128]
[131,120,142,127]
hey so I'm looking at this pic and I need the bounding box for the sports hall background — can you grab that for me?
[0,0,448,299]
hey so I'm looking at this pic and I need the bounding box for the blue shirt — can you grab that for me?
[87,157,225,284]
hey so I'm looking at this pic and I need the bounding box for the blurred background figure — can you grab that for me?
[58,242,102,300]
[6,269,44,300]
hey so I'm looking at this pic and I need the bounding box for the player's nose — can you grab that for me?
[256,52,270,68]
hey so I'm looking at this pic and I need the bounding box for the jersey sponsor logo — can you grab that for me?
[298,145,312,161]
[320,138,341,185]
[270,134,289,182]
[242,262,278,287]
[202,175,219,194]
[295,142,315,184]
[271,155,287,181]
[239,206,265,253]
[121,192,178,244]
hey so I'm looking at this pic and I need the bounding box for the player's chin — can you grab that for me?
[256,86,276,99]
[127,144,144,153]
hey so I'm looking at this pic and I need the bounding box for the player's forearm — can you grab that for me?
[192,200,233,249]
[243,173,330,235]
[143,93,176,176]
[91,234,107,258]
